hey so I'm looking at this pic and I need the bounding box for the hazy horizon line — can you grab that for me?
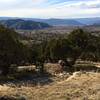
[0,16,100,19]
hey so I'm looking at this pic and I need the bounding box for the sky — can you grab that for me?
[0,0,100,18]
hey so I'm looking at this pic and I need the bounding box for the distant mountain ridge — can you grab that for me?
[76,17,100,25]
[0,19,51,30]
[22,17,100,26]
[27,18,83,26]
[93,22,100,26]
[0,17,83,26]
[0,17,100,26]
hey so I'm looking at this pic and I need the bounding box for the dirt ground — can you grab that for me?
[0,72,100,100]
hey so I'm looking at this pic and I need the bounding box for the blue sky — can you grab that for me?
[0,0,100,18]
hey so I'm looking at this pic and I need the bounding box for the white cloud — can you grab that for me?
[68,0,100,9]
[50,0,100,9]
[0,0,99,18]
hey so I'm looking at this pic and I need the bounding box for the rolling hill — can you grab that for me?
[29,18,84,26]
[0,17,84,26]
[20,17,100,26]
[0,17,100,26]
[76,17,100,25]
[0,19,51,30]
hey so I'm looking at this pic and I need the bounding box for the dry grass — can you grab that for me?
[0,72,100,100]
[44,63,63,75]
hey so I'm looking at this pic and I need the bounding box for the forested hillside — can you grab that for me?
[0,19,51,30]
